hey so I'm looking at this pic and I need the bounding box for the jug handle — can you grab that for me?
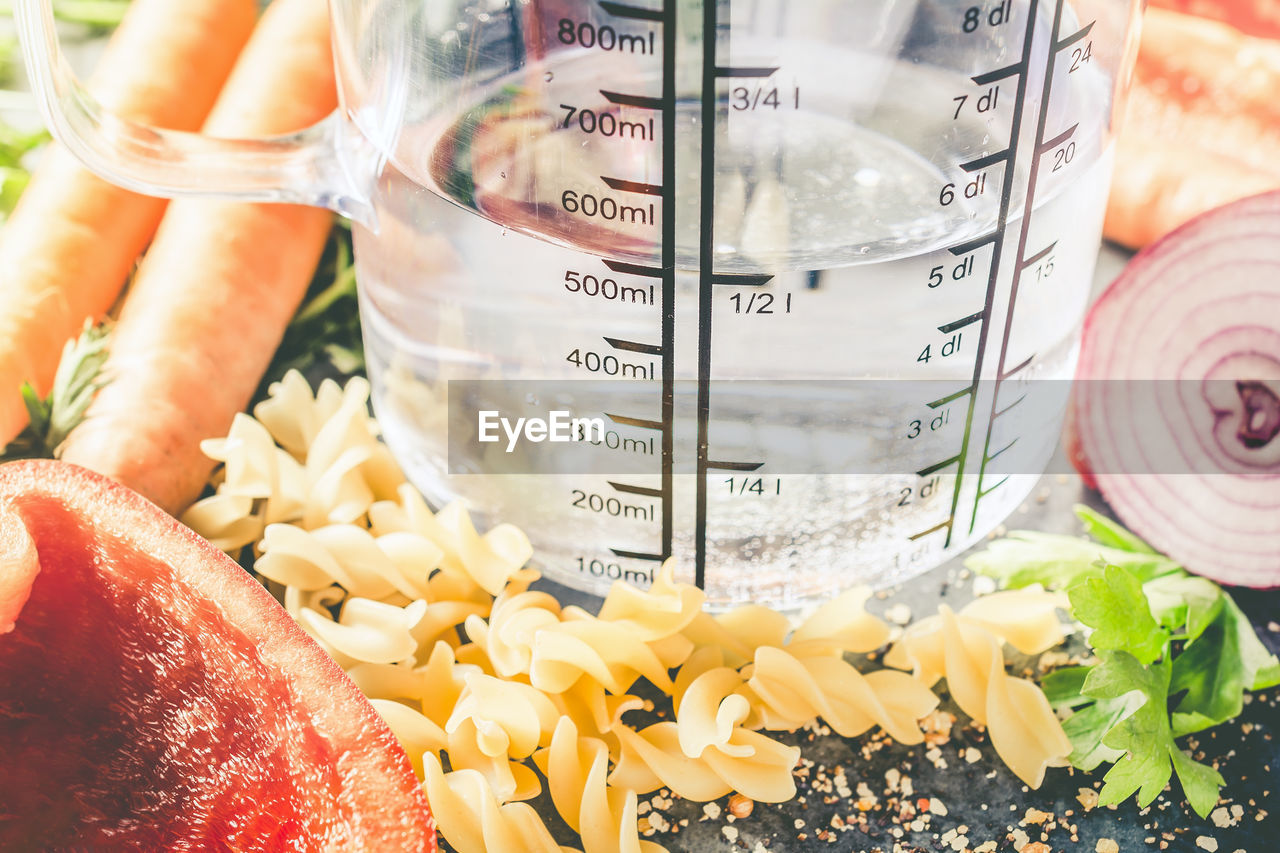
[13,0,376,226]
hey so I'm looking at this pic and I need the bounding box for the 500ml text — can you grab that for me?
[478,410,605,453]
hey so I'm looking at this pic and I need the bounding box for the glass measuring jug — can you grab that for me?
[15,0,1142,612]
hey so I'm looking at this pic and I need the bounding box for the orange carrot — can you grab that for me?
[0,0,258,444]
[1104,8,1280,247]
[60,0,339,515]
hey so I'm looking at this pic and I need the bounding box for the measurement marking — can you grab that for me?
[659,0,676,560]
[715,65,779,78]
[918,455,961,478]
[971,0,1063,535]
[929,385,974,409]
[1021,241,1058,270]
[972,61,1023,85]
[938,311,985,334]
[1000,354,1035,381]
[909,519,953,541]
[694,0,718,588]
[711,272,774,286]
[602,176,663,196]
[598,1,663,22]
[610,548,665,561]
[987,438,1018,463]
[606,413,663,430]
[604,336,664,355]
[993,393,1027,419]
[1055,20,1094,51]
[608,480,662,498]
[601,90,663,110]
[961,150,1009,172]
[603,259,662,278]
[950,233,997,255]
[950,0,1043,544]
[978,475,1010,498]
[707,460,764,472]
[1038,124,1078,154]
[806,270,823,289]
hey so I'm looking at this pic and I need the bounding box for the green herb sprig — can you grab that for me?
[0,321,109,460]
[968,506,1280,817]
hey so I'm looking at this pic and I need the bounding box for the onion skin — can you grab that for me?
[1073,191,1280,588]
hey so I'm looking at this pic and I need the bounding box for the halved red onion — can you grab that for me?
[1073,190,1280,588]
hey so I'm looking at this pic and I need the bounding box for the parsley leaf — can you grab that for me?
[1069,565,1166,665]
[968,507,1279,819]
[1084,650,1224,816]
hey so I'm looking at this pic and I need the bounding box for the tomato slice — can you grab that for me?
[0,460,436,851]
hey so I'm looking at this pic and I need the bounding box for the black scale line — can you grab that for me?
[711,272,774,286]
[707,460,763,472]
[993,393,1028,419]
[1020,241,1058,270]
[603,258,662,278]
[950,233,997,255]
[611,548,665,561]
[930,0,1042,547]
[609,480,663,498]
[605,336,663,355]
[602,176,663,196]
[606,413,663,430]
[1038,124,1077,154]
[929,384,975,409]
[659,0,675,560]
[961,149,1009,172]
[1055,20,1094,50]
[693,0,717,589]
[602,0,673,566]
[970,0,1075,535]
[601,90,663,110]
[1001,354,1035,381]
[715,65,778,78]
[938,311,985,334]
[598,1,663,22]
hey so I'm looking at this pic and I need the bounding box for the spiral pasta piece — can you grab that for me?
[675,667,754,759]
[465,586,563,678]
[885,604,1071,788]
[297,597,426,667]
[952,586,1068,654]
[530,616,677,696]
[789,585,891,653]
[596,559,704,641]
[610,721,800,803]
[252,371,346,460]
[533,718,669,853]
[422,754,566,853]
[447,672,561,760]
[368,698,447,777]
[546,677,644,749]
[743,645,939,744]
[372,485,535,598]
